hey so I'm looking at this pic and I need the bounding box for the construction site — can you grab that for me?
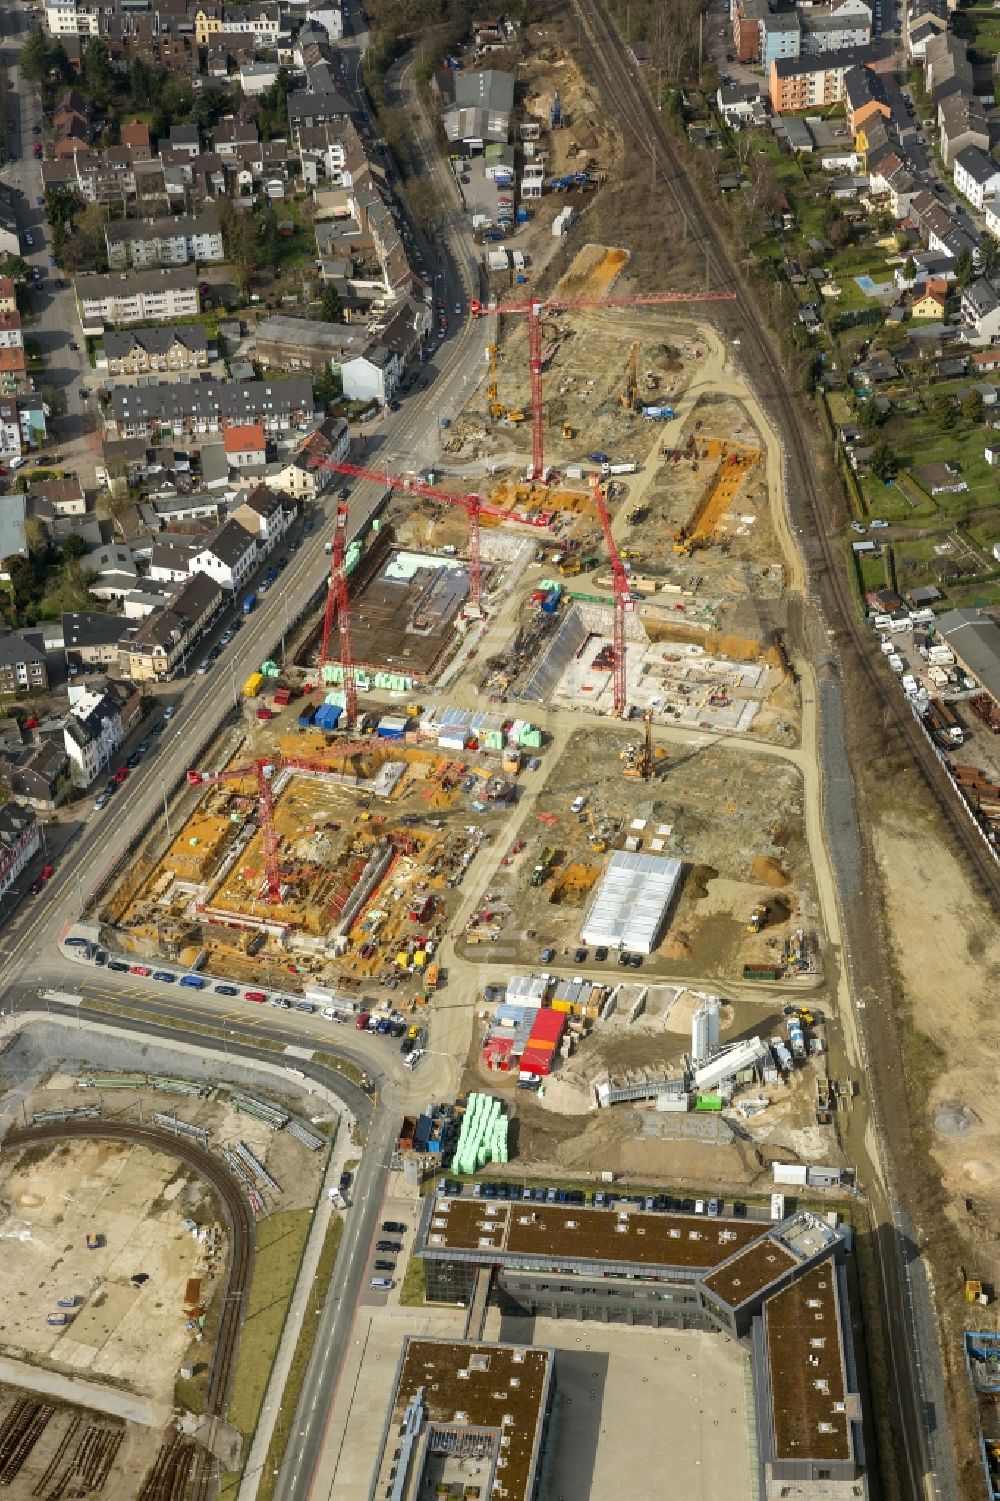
[99,708,527,989]
[455,724,819,984]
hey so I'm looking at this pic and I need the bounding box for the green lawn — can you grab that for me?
[957,4,1000,54]
[226,1209,313,1441]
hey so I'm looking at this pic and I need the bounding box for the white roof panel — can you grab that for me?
[580,851,683,955]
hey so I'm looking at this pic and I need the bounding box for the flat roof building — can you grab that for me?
[580,849,683,954]
[367,1338,554,1501]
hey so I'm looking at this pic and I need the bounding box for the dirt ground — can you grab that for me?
[0,1389,148,1500]
[0,1139,219,1416]
[456,726,820,984]
[872,804,1000,1264]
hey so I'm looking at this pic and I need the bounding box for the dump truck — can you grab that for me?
[529,847,554,886]
[426,963,440,992]
[747,903,768,933]
[243,672,264,699]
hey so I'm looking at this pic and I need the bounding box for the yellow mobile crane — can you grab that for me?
[486,342,524,422]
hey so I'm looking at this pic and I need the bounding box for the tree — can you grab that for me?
[259,207,280,269]
[81,39,114,105]
[313,367,342,407]
[953,246,975,290]
[0,255,29,282]
[979,237,1000,278]
[19,27,55,85]
[857,397,884,437]
[869,440,896,482]
[930,392,955,429]
[321,283,345,323]
[962,389,985,425]
[217,199,256,298]
[128,57,157,109]
[903,255,916,282]
[61,533,88,562]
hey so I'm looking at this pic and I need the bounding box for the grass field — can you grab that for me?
[227,1209,313,1440]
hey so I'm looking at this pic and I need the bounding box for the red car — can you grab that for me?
[244,989,267,1003]
[40,864,54,881]
[114,766,129,783]
[130,963,151,976]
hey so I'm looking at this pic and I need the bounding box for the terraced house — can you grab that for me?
[102,325,210,377]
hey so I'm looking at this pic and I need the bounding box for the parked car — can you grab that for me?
[214,984,238,995]
[130,964,152,976]
[244,989,267,1003]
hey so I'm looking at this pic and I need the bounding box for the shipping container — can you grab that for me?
[243,672,264,698]
[695,1094,723,1111]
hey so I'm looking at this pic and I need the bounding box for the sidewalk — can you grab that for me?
[237,1113,358,1501]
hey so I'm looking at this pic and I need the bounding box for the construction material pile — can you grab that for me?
[453,1093,509,1174]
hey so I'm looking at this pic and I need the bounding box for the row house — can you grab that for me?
[954,146,1000,212]
[0,311,23,351]
[297,117,369,188]
[104,376,316,441]
[0,803,40,898]
[0,631,49,695]
[193,3,280,47]
[190,519,257,592]
[63,685,126,787]
[102,323,209,376]
[76,267,201,329]
[272,414,349,500]
[105,204,224,269]
[120,569,223,681]
[232,483,295,554]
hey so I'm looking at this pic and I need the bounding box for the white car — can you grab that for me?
[870,519,889,529]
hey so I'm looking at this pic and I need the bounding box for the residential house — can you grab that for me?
[62,610,129,670]
[844,65,891,133]
[63,685,125,786]
[120,120,152,158]
[168,124,201,159]
[908,14,946,60]
[439,69,515,149]
[961,280,1000,342]
[286,81,354,143]
[984,199,1000,246]
[104,377,315,442]
[912,278,948,317]
[760,10,802,71]
[953,145,1000,210]
[0,401,21,467]
[0,630,48,694]
[923,31,973,104]
[341,344,400,405]
[1,740,66,810]
[273,414,349,500]
[938,91,988,170]
[102,325,209,376]
[105,206,224,270]
[121,569,223,681]
[0,802,40,896]
[75,268,200,331]
[189,519,257,592]
[0,277,16,314]
[87,544,140,602]
[223,423,267,469]
[853,350,900,389]
[26,475,86,518]
[0,311,23,350]
[252,318,367,377]
[232,483,294,554]
[149,539,204,584]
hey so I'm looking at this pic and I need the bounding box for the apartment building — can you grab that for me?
[0,631,49,695]
[121,569,223,680]
[104,376,315,440]
[0,802,40,898]
[105,206,224,269]
[0,311,23,350]
[76,268,200,330]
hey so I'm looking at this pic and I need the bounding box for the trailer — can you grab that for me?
[930,697,964,744]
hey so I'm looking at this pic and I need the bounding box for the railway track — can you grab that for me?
[3,1122,254,1501]
[570,0,1000,913]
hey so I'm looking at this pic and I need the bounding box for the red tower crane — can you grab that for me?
[319,503,357,727]
[470,288,738,480]
[590,472,633,717]
[308,458,550,611]
[186,747,375,901]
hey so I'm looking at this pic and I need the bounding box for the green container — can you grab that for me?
[695,1094,723,1112]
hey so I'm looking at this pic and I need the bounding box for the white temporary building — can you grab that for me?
[580,850,683,956]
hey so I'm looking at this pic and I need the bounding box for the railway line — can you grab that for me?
[2,1121,255,1501]
[566,6,962,1501]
